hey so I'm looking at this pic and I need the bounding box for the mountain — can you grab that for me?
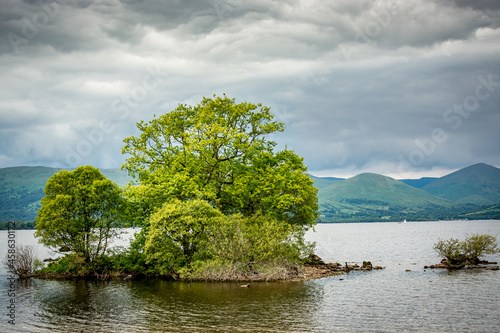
[310,175,344,190]
[317,173,464,222]
[2,163,499,223]
[421,163,500,205]
[319,173,454,207]
[0,166,130,222]
[400,177,438,188]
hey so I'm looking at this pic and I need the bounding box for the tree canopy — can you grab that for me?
[35,166,124,263]
[144,199,222,272]
[122,95,318,228]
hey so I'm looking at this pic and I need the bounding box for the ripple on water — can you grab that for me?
[1,221,499,332]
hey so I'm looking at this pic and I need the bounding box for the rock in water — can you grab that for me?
[361,261,373,271]
[307,254,326,266]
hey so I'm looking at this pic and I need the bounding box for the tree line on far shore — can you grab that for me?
[0,221,36,230]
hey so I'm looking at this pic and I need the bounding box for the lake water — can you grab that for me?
[1,220,499,332]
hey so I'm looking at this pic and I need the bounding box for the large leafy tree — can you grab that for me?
[35,166,124,263]
[122,95,318,228]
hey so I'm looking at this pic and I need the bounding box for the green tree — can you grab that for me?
[144,199,222,273]
[35,166,125,263]
[122,95,318,228]
[434,234,499,267]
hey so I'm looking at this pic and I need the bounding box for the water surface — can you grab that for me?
[1,221,499,332]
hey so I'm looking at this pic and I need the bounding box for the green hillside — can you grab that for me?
[422,163,500,205]
[400,177,437,188]
[318,173,463,222]
[2,163,499,223]
[0,166,131,222]
[458,203,500,220]
[310,175,344,190]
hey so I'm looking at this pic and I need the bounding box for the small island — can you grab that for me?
[4,96,334,282]
[425,234,499,270]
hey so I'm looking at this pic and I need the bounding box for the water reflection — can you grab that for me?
[24,279,324,332]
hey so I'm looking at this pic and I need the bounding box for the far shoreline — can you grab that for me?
[2,218,499,231]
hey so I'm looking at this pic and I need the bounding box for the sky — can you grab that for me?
[0,0,499,179]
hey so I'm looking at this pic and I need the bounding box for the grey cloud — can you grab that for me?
[0,0,499,177]
[448,0,500,11]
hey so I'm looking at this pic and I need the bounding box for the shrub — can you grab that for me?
[434,234,499,267]
[3,245,44,278]
[107,246,158,276]
[39,253,88,275]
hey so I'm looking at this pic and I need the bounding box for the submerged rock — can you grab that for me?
[361,261,373,271]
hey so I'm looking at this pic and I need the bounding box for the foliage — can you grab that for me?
[142,199,315,278]
[183,212,314,280]
[35,166,126,264]
[2,245,43,278]
[106,246,158,275]
[0,166,130,222]
[205,212,314,264]
[186,212,314,280]
[39,254,88,275]
[122,94,318,229]
[184,258,302,282]
[144,199,222,273]
[434,234,500,266]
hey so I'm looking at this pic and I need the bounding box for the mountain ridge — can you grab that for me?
[421,163,500,205]
[1,163,499,222]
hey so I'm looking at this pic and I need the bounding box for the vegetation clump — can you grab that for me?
[433,234,499,268]
[33,95,320,281]
[120,95,318,280]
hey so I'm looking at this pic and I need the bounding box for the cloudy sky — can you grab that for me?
[1,0,499,179]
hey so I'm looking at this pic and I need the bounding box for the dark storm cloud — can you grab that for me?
[448,0,500,11]
[0,0,499,177]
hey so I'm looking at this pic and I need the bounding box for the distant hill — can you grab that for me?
[2,163,499,223]
[422,163,500,205]
[400,177,437,188]
[0,166,131,222]
[317,173,463,222]
[310,175,344,190]
[458,203,500,220]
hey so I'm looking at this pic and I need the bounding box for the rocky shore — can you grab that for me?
[31,254,385,282]
[292,254,385,281]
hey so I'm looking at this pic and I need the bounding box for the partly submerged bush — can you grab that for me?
[2,245,44,278]
[434,234,499,267]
